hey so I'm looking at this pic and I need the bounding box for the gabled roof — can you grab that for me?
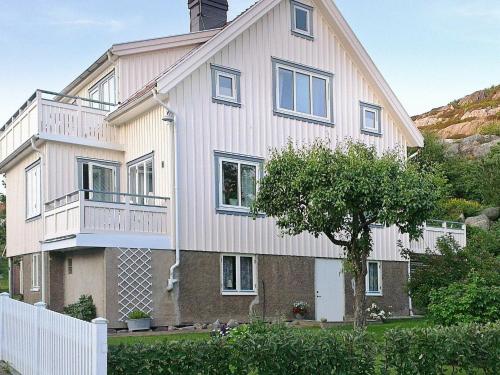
[57,29,220,99]
[112,0,423,147]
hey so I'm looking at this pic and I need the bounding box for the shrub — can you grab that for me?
[108,323,376,375]
[479,122,500,136]
[384,323,500,375]
[428,271,500,326]
[476,144,500,205]
[467,221,500,257]
[407,237,468,310]
[127,310,150,320]
[434,197,482,221]
[63,295,96,322]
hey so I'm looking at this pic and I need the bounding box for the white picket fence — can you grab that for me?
[0,293,107,375]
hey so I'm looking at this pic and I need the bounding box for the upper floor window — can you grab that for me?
[211,64,241,107]
[366,261,382,296]
[89,72,116,110]
[273,58,333,125]
[128,153,154,205]
[26,160,41,220]
[214,152,263,215]
[291,1,313,39]
[360,102,382,136]
[77,158,120,202]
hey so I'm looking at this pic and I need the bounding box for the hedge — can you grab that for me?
[108,322,499,375]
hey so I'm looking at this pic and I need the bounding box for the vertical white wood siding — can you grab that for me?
[118,45,199,102]
[166,0,410,261]
[6,150,44,257]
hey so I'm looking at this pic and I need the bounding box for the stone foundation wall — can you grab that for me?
[177,251,315,324]
[344,260,409,319]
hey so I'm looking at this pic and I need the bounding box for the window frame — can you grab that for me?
[76,157,120,201]
[360,102,382,136]
[127,152,155,205]
[88,71,116,110]
[220,254,258,295]
[272,57,334,126]
[211,64,241,107]
[25,159,42,221]
[214,151,264,216]
[290,0,314,39]
[31,253,40,292]
[366,260,383,296]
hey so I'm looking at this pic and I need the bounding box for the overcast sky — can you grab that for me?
[0,0,499,124]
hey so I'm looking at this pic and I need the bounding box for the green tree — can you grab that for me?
[253,141,442,328]
[476,144,500,205]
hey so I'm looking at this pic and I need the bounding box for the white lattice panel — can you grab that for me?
[118,248,153,321]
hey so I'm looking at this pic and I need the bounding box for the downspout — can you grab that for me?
[30,137,46,303]
[152,89,179,292]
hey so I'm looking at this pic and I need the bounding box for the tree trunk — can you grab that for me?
[353,254,368,329]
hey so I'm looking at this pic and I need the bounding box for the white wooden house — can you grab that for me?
[1,0,465,327]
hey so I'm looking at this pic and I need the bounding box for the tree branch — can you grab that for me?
[325,232,350,248]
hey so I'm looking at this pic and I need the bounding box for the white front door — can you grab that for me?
[315,258,345,322]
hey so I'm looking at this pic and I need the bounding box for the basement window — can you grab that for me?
[31,253,40,292]
[291,1,313,39]
[360,102,382,136]
[221,254,257,295]
[366,261,382,296]
[211,64,241,107]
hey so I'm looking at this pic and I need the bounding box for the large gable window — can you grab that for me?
[291,1,313,39]
[26,160,41,220]
[273,58,333,125]
[89,72,116,110]
[215,152,263,215]
[211,64,241,107]
[360,102,382,136]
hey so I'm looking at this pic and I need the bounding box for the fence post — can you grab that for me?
[35,302,46,375]
[91,317,108,375]
[0,292,10,361]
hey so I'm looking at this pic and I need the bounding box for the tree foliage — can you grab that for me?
[253,141,442,327]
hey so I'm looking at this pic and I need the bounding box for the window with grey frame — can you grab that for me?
[221,254,256,294]
[211,64,241,107]
[215,152,263,214]
[360,102,382,135]
[89,72,116,110]
[273,58,333,125]
[77,158,120,202]
[290,0,313,39]
[128,154,154,205]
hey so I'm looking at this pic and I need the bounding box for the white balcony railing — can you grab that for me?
[44,190,170,240]
[409,220,466,253]
[0,90,118,164]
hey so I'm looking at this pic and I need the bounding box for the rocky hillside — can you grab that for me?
[412,84,500,158]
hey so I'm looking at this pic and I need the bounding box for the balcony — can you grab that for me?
[409,220,466,253]
[0,90,119,165]
[42,190,171,251]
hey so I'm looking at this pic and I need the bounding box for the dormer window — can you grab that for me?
[360,102,382,136]
[88,72,116,110]
[291,1,313,39]
[211,64,241,107]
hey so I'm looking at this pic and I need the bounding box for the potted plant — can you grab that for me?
[126,309,152,332]
[292,301,309,320]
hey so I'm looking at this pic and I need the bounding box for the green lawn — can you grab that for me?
[108,318,429,346]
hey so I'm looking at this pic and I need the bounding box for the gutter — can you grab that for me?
[151,89,179,292]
